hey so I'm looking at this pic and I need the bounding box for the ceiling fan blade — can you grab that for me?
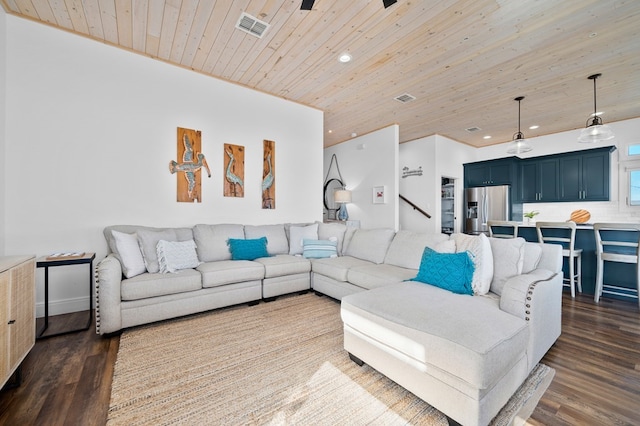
[383,0,397,8]
[301,0,315,10]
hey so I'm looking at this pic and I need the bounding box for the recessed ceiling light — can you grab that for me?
[529,125,539,130]
[328,130,332,133]
[338,53,352,63]
[483,135,492,139]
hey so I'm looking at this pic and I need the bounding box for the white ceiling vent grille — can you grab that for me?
[394,93,416,103]
[236,13,270,38]
[465,126,482,133]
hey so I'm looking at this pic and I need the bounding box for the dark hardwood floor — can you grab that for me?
[0,293,638,425]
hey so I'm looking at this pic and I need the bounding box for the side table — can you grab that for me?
[36,252,95,339]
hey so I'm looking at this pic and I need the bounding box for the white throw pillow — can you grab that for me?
[111,230,146,278]
[289,223,319,255]
[156,239,200,273]
[452,233,494,295]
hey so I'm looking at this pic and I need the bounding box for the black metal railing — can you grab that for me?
[399,194,431,219]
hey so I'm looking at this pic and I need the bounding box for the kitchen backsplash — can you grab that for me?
[522,201,640,224]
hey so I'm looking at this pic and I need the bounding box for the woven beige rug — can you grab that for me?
[108,293,554,425]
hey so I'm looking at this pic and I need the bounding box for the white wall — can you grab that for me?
[4,16,323,315]
[0,7,6,257]
[477,118,640,223]
[399,134,475,233]
[324,125,399,230]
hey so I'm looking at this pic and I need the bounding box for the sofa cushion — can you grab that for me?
[303,239,338,259]
[157,239,201,273]
[228,237,270,261]
[411,247,474,295]
[341,281,529,389]
[289,224,319,255]
[452,233,494,295]
[384,230,452,269]
[245,224,289,255]
[522,242,543,274]
[121,269,202,301]
[254,255,311,278]
[344,228,396,264]
[347,264,416,290]
[317,221,348,255]
[193,224,245,262]
[111,230,146,278]
[197,260,264,288]
[489,237,526,296]
[311,256,374,282]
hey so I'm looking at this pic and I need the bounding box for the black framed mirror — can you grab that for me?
[323,178,344,220]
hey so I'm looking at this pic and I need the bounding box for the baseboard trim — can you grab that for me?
[36,296,91,318]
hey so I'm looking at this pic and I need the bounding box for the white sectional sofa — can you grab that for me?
[331,231,563,426]
[96,222,562,426]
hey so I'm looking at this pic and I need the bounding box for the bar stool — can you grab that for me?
[593,223,640,307]
[536,221,582,297]
[487,220,519,239]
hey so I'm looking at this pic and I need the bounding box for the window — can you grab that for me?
[630,169,640,206]
[621,143,640,207]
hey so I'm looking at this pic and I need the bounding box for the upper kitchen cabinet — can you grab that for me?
[559,147,614,201]
[464,158,518,187]
[519,158,559,202]
[520,146,615,203]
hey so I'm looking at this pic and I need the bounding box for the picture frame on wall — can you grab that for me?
[373,185,387,204]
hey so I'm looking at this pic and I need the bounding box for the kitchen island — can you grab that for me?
[517,223,638,303]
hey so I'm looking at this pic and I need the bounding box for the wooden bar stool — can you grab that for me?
[593,223,640,307]
[487,220,519,239]
[536,221,582,297]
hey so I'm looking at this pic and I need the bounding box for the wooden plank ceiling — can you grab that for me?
[2,0,639,148]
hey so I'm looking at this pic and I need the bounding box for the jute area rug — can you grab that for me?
[108,293,554,426]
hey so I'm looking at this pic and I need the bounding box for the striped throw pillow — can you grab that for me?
[302,239,338,259]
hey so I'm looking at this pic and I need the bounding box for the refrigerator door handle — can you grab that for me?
[482,190,488,225]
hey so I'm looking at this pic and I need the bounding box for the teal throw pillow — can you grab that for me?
[227,237,270,261]
[302,239,338,259]
[411,246,474,295]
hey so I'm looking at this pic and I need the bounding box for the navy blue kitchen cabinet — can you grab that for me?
[519,158,559,202]
[559,148,612,201]
[464,158,516,187]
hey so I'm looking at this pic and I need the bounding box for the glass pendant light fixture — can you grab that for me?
[506,96,533,154]
[578,73,615,143]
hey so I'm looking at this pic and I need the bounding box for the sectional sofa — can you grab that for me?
[95,222,563,426]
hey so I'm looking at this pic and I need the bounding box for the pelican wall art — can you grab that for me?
[262,140,275,209]
[223,143,244,197]
[169,127,211,203]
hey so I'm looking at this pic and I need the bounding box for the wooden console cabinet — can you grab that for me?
[0,255,36,388]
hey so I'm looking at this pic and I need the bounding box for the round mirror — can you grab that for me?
[323,178,344,220]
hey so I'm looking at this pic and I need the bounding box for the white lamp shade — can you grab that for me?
[334,189,352,204]
[577,124,615,143]
[506,138,533,154]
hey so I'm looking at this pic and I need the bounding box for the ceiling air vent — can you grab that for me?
[394,93,416,103]
[465,126,482,133]
[236,12,270,38]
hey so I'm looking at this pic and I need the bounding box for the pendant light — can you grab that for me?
[506,96,532,154]
[578,73,614,143]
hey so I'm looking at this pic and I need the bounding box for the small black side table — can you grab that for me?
[36,252,95,339]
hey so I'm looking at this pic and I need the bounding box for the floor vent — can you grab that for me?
[394,93,416,103]
[465,126,482,133]
[236,12,270,38]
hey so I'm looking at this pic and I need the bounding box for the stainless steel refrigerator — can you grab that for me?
[464,185,510,235]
